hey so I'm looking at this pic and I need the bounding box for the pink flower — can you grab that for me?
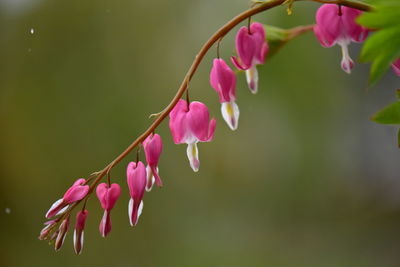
[73,209,88,255]
[55,216,70,251]
[143,133,163,190]
[314,4,369,73]
[210,58,239,130]
[392,59,400,76]
[96,183,121,237]
[46,178,89,219]
[126,161,146,226]
[169,99,216,172]
[231,22,268,94]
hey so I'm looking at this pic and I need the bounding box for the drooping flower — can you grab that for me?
[210,58,239,130]
[46,178,89,219]
[314,4,369,74]
[392,59,400,76]
[231,22,268,94]
[96,183,121,237]
[126,161,146,226]
[143,133,163,190]
[73,209,88,255]
[55,216,70,251]
[169,99,216,172]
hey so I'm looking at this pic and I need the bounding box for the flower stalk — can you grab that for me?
[39,0,372,252]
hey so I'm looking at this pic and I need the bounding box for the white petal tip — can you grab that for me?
[221,102,239,131]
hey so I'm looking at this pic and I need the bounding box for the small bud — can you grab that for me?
[38,220,57,240]
[73,210,88,255]
[55,216,70,251]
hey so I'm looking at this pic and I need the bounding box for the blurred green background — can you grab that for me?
[1,0,400,266]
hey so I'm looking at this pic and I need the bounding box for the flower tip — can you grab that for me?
[341,57,354,74]
[221,101,239,131]
[245,66,259,94]
[128,198,144,226]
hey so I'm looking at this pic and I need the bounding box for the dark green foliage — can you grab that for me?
[357,0,400,84]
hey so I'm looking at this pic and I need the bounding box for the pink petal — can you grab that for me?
[206,118,216,142]
[250,22,268,64]
[45,198,65,219]
[391,59,400,76]
[73,210,88,255]
[341,6,368,43]
[187,101,211,142]
[143,133,163,166]
[151,165,163,187]
[231,56,248,70]
[128,198,144,226]
[99,210,112,237]
[315,4,342,47]
[63,185,89,204]
[55,217,69,251]
[169,99,189,144]
[96,183,121,211]
[126,161,146,203]
[210,58,236,103]
[235,26,256,69]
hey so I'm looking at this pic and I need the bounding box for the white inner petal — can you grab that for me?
[221,101,239,131]
[128,198,134,226]
[245,66,259,94]
[186,142,200,172]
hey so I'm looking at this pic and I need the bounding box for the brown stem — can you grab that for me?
[48,0,372,233]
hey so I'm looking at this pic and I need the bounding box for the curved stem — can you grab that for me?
[52,0,372,228]
[88,0,371,192]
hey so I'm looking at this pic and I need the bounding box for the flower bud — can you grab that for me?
[73,210,88,255]
[55,216,70,251]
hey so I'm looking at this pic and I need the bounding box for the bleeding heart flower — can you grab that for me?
[231,22,268,94]
[126,161,146,226]
[73,209,88,255]
[143,133,163,190]
[314,4,369,73]
[46,178,89,219]
[169,99,216,172]
[210,58,239,130]
[96,183,121,237]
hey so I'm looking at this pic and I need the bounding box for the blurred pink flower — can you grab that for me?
[392,59,400,76]
[314,4,368,73]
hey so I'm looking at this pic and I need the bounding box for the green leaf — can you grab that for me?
[264,24,314,59]
[264,25,290,58]
[357,1,400,84]
[371,101,400,124]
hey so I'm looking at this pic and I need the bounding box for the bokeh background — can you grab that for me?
[1,0,400,266]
